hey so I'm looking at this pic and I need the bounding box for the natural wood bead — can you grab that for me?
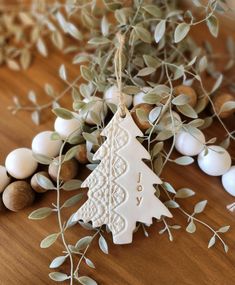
[2,181,35,212]
[75,144,89,164]
[174,85,197,107]
[49,157,78,182]
[31,171,50,193]
[212,93,235,118]
[0,194,6,211]
[131,103,153,131]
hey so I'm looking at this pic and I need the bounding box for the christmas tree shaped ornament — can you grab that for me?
[72,107,172,244]
[72,34,172,244]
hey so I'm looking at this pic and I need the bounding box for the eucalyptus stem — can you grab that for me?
[9,75,81,113]
[160,183,227,250]
[178,207,227,248]
[74,228,101,278]
[56,141,74,285]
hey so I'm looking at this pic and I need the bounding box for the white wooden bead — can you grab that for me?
[32,131,62,157]
[54,117,82,139]
[83,97,108,125]
[133,87,152,106]
[104,85,132,108]
[197,145,231,176]
[5,148,38,179]
[175,130,205,156]
[222,166,235,196]
[0,165,11,193]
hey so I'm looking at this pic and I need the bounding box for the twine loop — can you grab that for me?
[114,33,126,118]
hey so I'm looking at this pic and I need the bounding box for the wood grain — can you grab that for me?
[0,14,235,285]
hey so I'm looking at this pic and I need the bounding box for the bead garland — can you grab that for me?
[0,87,234,212]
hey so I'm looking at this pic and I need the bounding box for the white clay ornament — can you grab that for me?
[222,166,235,196]
[82,96,108,125]
[54,116,82,139]
[0,165,11,193]
[104,85,132,108]
[5,148,38,179]
[175,129,205,156]
[72,107,172,244]
[197,145,231,176]
[32,131,62,157]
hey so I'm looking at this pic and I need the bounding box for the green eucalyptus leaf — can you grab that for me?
[217,225,230,233]
[163,182,176,194]
[78,276,97,285]
[174,156,194,165]
[62,179,82,191]
[136,108,148,121]
[40,233,59,248]
[154,20,166,43]
[208,235,216,249]
[143,55,161,69]
[106,102,117,114]
[198,55,208,72]
[156,130,173,141]
[64,145,79,161]
[98,235,109,254]
[36,173,55,190]
[59,64,67,81]
[33,153,53,165]
[220,137,230,149]
[51,132,61,141]
[50,256,68,269]
[73,54,90,64]
[88,37,111,45]
[142,5,162,18]
[134,26,152,43]
[194,200,207,214]
[152,142,164,157]
[220,101,235,113]
[28,207,53,220]
[85,257,95,269]
[174,23,190,43]
[143,93,162,104]
[211,74,223,93]
[137,67,155,77]
[53,108,74,120]
[82,132,99,145]
[172,94,189,106]
[207,15,219,37]
[164,200,180,208]
[76,236,93,250]
[67,22,83,40]
[80,65,93,81]
[49,272,69,282]
[175,188,195,198]
[186,220,196,233]
[149,106,161,123]
[223,244,229,253]
[177,104,198,119]
[62,193,83,208]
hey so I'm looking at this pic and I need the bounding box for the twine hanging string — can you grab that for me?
[114,33,126,118]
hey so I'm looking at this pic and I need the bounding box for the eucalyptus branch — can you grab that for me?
[74,228,101,278]
[9,75,81,114]
[179,207,228,250]
[56,141,75,285]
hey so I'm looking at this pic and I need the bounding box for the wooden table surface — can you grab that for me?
[0,14,235,285]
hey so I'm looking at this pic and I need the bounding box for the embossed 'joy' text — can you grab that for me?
[136,172,143,206]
